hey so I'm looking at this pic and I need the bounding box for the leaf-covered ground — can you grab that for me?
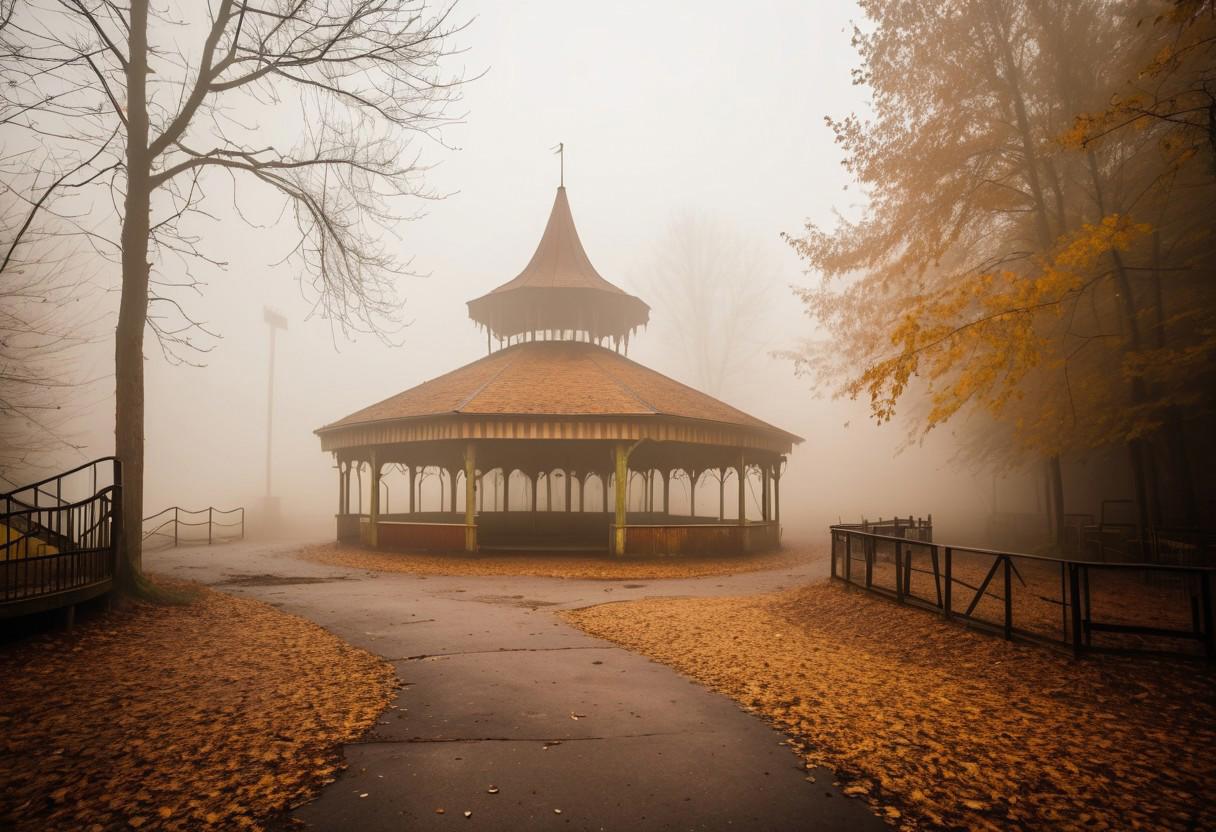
[303,540,809,580]
[564,581,1216,831]
[0,579,396,831]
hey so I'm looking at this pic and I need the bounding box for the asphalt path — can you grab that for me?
[149,540,885,832]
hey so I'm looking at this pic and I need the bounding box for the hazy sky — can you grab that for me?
[55,0,1012,541]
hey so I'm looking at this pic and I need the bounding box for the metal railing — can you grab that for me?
[1,458,122,610]
[142,506,245,549]
[830,524,1215,661]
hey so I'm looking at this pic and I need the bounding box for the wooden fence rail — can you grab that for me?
[830,524,1215,661]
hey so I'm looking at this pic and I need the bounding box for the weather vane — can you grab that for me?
[551,142,564,187]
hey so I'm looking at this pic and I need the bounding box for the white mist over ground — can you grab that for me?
[50,0,1025,549]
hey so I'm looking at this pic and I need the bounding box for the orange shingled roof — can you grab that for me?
[317,341,802,443]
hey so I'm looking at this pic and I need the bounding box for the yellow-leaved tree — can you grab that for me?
[787,0,1216,549]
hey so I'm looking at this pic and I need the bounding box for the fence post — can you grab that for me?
[241,508,246,540]
[174,507,179,548]
[1003,556,1012,640]
[865,535,873,589]
[1201,569,1214,662]
[943,547,952,620]
[1069,563,1083,659]
[895,539,904,601]
[208,507,213,545]
[830,530,837,580]
[845,532,852,583]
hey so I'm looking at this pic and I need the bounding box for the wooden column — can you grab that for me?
[369,449,381,548]
[503,469,512,513]
[578,474,586,512]
[762,463,770,521]
[661,469,670,516]
[449,467,459,515]
[690,470,698,518]
[774,463,782,529]
[464,443,477,553]
[718,469,725,521]
[530,472,539,512]
[737,455,746,525]
[564,469,572,512]
[408,465,415,514]
[338,461,346,514]
[546,471,553,511]
[613,444,628,556]
[602,473,609,513]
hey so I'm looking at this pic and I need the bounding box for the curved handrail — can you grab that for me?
[4,485,120,518]
[0,456,118,499]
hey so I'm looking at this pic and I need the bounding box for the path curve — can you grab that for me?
[150,540,885,831]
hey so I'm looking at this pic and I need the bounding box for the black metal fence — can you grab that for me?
[830,524,1215,660]
[142,506,245,549]
[1,458,122,611]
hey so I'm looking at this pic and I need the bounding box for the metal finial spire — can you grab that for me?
[551,142,564,187]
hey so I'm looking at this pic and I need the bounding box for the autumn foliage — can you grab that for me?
[566,582,1216,831]
[786,0,1216,536]
[0,581,396,831]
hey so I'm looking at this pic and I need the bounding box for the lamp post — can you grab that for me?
[263,307,287,524]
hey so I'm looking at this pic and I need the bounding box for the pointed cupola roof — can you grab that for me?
[467,187,650,346]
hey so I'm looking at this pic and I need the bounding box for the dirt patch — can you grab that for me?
[563,580,1216,832]
[471,594,561,609]
[301,540,812,580]
[0,576,396,831]
[217,573,353,587]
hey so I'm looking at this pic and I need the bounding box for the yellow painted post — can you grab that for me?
[369,449,380,548]
[737,454,746,526]
[464,443,477,553]
[613,443,628,557]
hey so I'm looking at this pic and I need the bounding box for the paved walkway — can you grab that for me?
[150,541,885,831]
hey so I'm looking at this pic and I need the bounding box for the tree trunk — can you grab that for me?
[1048,455,1065,550]
[116,0,151,594]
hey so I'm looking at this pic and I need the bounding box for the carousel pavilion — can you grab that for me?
[316,184,802,556]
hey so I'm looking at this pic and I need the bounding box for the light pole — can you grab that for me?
[263,308,287,521]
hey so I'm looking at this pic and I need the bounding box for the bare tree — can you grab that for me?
[0,0,466,593]
[640,213,777,399]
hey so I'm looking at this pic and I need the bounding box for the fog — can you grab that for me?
[20,0,1042,548]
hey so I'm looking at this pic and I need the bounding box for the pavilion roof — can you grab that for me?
[466,188,650,342]
[316,341,802,445]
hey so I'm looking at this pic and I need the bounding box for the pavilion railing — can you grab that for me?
[143,506,245,549]
[1,458,122,611]
[830,524,1215,661]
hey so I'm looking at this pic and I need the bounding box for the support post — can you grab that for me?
[174,507,179,548]
[208,506,213,545]
[774,464,781,532]
[737,455,746,525]
[718,469,725,521]
[464,443,477,553]
[894,540,903,599]
[602,473,608,514]
[1003,556,1013,640]
[369,450,380,548]
[338,462,345,516]
[661,469,670,516]
[1069,563,1083,658]
[762,464,770,521]
[408,465,415,514]
[613,444,628,557]
[503,469,511,513]
[531,472,538,513]
[690,470,698,518]
[943,547,953,619]
[564,469,572,512]
[450,467,458,516]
